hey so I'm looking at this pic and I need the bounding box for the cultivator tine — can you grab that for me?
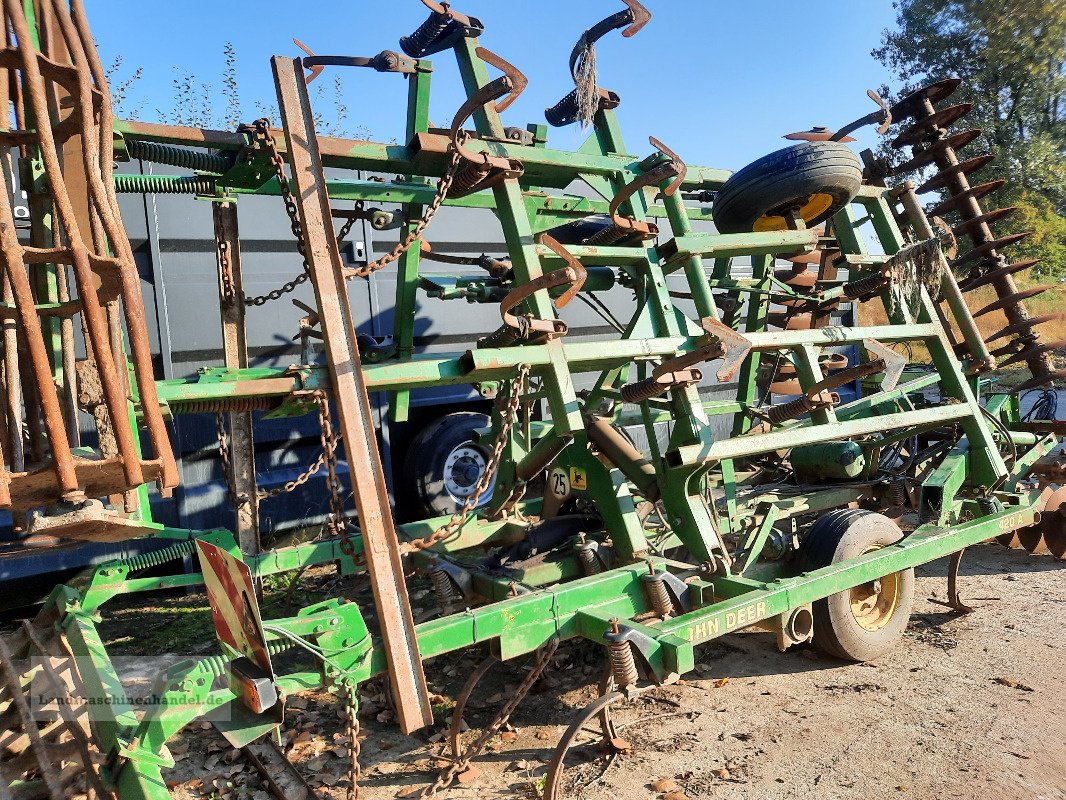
[927,549,974,614]
[888,76,1058,387]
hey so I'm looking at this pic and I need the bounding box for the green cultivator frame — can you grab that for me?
[3,1,1066,798]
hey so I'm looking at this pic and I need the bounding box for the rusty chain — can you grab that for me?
[345,140,463,280]
[313,391,358,558]
[419,638,559,798]
[406,363,530,552]
[344,683,361,800]
[243,119,463,307]
[214,208,237,306]
[243,118,312,307]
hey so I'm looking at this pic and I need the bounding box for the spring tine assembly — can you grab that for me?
[478,234,585,349]
[888,77,1059,388]
[585,137,685,246]
[446,47,526,198]
[399,0,484,59]
[545,0,650,128]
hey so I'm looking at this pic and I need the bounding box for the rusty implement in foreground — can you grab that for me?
[2,2,1066,800]
[0,0,177,528]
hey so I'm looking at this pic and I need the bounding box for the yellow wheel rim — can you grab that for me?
[849,546,902,632]
[753,192,834,232]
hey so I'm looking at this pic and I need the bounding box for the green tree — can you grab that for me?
[874,0,1066,277]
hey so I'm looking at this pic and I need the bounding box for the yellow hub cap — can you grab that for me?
[753,192,834,232]
[849,547,902,632]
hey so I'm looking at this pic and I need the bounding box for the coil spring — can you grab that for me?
[430,565,461,609]
[545,88,581,127]
[399,11,453,58]
[642,572,673,618]
[169,397,277,414]
[843,272,888,299]
[607,636,639,689]
[765,396,816,425]
[126,139,230,174]
[620,376,668,404]
[583,223,628,247]
[888,478,907,507]
[114,174,218,195]
[575,540,601,575]
[448,160,494,198]
[123,540,197,573]
[977,495,1002,515]
[478,317,528,349]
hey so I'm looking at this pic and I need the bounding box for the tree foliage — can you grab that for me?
[874,0,1066,276]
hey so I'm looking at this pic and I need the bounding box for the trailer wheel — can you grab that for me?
[712,141,862,234]
[799,509,914,661]
[404,412,495,517]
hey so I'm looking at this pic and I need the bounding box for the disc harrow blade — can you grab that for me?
[950,207,1017,240]
[952,232,1031,269]
[973,286,1050,318]
[959,259,1039,292]
[1013,370,1066,392]
[916,153,995,194]
[987,313,1062,343]
[998,341,1066,368]
[892,103,973,148]
[925,180,1006,217]
[888,77,962,123]
[892,129,982,173]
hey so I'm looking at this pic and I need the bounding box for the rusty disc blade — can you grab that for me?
[1017,525,1048,554]
[952,232,1032,268]
[776,266,817,288]
[998,341,1066,368]
[925,179,1006,217]
[1043,487,1066,559]
[1013,369,1066,392]
[974,286,1050,317]
[767,311,813,330]
[916,153,996,193]
[892,129,982,173]
[892,103,973,148]
[996,531,1021,548]
[950,207,1017,240]
[988,313,1063,343]
[769,377,802,394]
[959,259,1039,292]
[888,78,962,123]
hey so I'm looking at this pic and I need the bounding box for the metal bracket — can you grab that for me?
[830,89,892,142]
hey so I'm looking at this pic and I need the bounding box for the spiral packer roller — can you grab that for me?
[888,78,1066,390]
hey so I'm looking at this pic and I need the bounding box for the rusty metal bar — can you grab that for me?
[272,54,433,733]
[213,201,259,557]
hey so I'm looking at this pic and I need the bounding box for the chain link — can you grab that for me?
[244,118,312,307]
[214,207,237,306]
[406,363,530,552]
[345,141,463,280]
[344,683,361,800]
[419,638,559,798]
[313,391,357,557]
[241,119,462,307]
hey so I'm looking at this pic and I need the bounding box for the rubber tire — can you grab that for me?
[712,141,863,234]
[798,509,914,662]
[403,412,492,518]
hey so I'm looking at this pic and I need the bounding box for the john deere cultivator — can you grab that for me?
[3,0,1065,798]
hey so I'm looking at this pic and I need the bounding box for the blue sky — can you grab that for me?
[85,0,900,170]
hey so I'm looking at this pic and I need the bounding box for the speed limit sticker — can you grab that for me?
[549,467,571,499]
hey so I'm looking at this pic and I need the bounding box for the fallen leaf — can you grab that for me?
[663,792,689,800]
[651,778,678,791]
[714,678,731,688]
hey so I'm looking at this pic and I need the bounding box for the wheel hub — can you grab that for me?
[443,444,491,502]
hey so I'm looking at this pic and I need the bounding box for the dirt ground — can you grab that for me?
[139,542,1066,800]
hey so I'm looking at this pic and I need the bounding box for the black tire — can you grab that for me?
[712,141,863,234]
[798,509,914,661]
[403,412,494,517]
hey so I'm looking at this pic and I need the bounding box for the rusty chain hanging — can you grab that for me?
[214,207,238,305]
[243,119,463,306]
[344,684,362,800]
[406,363,530,552]
[419,637,558,798]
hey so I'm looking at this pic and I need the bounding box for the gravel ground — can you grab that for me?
[146,542,1065,800]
